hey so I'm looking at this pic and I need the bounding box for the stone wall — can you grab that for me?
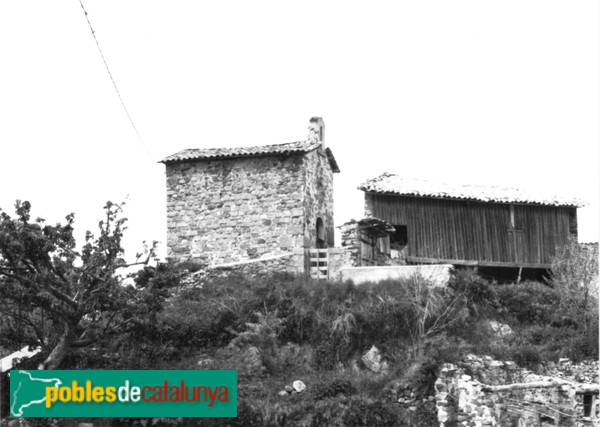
[165,155,306,265]
[339,220,361,266]
[435,355,599,427]
[181,250,306,286]
[302,148,335,248]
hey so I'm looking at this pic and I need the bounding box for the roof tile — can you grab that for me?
[359,173,583,207]
[161,140,339,172]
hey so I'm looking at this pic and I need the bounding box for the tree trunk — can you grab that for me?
[42,327,74,370]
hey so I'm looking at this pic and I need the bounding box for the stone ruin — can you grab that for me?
[435,354,599,426]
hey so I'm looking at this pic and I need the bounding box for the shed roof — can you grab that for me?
[357,217,396,237]
[160,140,340,172]
[359,173,583,207]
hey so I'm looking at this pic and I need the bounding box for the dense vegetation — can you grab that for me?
[15,266,596,425]
[0,202,597,426]
[0,201,165,370]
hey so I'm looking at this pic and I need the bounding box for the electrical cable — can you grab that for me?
[77,0,154,162]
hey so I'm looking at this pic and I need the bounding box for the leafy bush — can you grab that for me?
[448,269,499,317]
[511,345,543,369]
[495,281,560,324]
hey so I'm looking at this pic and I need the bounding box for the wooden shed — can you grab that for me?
[359,173,582,269]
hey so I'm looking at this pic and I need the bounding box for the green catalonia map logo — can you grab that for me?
[10,370,237,418]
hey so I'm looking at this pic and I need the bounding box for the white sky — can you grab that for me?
[1,1,598,261]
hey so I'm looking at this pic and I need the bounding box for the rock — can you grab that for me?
[278,390,289,397]
[292,380,306,393]
[441,363,457,373]
[284,385,294,393]
[559,358,570,364]
[487,320,513,337]
[361,345,389,373]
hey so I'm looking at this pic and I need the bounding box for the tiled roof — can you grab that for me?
[161,140,340,172]
[358,173,583,207]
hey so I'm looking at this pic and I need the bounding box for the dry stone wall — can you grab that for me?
[436,355,599,427]
[165,155,306,265]
[339,221,361,266]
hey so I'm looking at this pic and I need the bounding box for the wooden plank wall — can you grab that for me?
[368,194,573,265]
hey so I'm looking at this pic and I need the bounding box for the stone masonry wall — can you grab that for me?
[436,355,598,427]
[339,220,361,266]
[165,155,306,265]
[302,148,335,248]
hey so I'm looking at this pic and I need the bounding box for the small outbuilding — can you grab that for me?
[358,173,582,271]
[160,117,340,272]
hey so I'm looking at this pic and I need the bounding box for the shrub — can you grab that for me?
[448,269,499,317]
[511,345,543,369]
[495,281,560,325]
[390,274,470,358]
[549,239,599,342]
[313,337,347,371]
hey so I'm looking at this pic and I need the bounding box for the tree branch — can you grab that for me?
[0,269,78,311]
[0,308,45,346]
[70,338,97,348]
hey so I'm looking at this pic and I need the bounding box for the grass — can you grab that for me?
[11,265,596,426]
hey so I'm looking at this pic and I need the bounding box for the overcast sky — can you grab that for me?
[1,1,598,260]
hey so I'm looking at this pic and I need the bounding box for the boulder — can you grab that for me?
[292,380,306,393]
[487,320,513,338]
[361,345,389,374]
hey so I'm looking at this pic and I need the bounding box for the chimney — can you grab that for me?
[308,117,325,147]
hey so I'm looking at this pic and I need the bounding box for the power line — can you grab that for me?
[77,0,154,162]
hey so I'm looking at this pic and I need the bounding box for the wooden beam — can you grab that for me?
[481,381,599,395]
[406,256,551,269]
